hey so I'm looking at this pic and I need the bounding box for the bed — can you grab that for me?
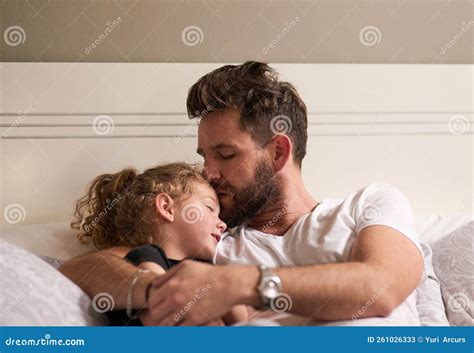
[0,63,472,325]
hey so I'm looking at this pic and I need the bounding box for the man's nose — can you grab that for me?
[203,158,221,181]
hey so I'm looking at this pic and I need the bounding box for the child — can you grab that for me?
[72,162,247,326]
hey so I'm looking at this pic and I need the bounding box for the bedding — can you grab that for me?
[431,221,473,326]
[0,214,471,326]
[0,240,105,326]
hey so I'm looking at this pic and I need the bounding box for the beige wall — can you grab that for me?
[1,62,472,224]
[0,0,473,63]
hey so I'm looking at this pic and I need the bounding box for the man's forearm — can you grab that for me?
[59,251,156,310]
[236,262,392,322]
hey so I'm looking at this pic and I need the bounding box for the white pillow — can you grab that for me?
[0,240,105,325]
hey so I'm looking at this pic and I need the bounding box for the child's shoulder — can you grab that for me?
[125,244,172,269]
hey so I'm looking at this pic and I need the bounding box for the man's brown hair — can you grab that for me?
[186,61,308,167]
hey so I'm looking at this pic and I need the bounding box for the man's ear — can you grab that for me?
[269,134,292,172]
[155,193,175,222]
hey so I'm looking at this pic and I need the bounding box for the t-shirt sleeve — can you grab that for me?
[125,244,171,270]
[353,183,423,257]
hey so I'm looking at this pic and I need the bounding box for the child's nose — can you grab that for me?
[217,219,227,234]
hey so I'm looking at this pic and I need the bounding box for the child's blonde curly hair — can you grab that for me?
[71,162,205,250]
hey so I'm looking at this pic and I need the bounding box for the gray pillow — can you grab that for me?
[0,240,106,325]
[415,242,449,325]
[431,221,473,326]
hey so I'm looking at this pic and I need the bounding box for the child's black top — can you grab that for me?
[106,244,180,326]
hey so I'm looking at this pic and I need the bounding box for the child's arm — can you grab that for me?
[222,304,248,326]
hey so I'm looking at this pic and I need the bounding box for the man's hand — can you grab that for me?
[143,260,260,326]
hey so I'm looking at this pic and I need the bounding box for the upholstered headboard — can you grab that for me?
[0,63,472,224]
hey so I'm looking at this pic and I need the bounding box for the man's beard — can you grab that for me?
[213,159,281,228]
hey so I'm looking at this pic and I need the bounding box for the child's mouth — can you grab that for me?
[211,234,221,243]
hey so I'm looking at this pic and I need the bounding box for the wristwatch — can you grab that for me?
[256,265,283,310]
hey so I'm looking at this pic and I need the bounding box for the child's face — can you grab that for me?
[173,182,227,261]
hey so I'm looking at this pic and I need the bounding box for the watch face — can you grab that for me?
[262,280,280,299]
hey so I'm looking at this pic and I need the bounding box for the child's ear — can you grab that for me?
[155,193,175,222]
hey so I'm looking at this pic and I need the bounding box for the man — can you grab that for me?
[60,61,424,326]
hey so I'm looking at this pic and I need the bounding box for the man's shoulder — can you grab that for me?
[320,182,400,207]
[355,182,400,195]
[340,182,406,205]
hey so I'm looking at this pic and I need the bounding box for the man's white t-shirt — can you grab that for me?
[213,183,425,326]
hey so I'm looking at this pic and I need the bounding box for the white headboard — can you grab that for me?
[1,63,472,225]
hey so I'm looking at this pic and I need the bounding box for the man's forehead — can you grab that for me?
[197,141,238,156]
[198,109,239,131]
[197,111,246,152]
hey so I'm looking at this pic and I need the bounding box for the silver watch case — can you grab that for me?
[257,265,282,307]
